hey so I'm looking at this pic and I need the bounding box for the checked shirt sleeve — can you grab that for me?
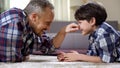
[0,8,25,62]
[31,33,56,55]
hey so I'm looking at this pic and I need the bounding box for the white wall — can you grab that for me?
[97,0,120,30]
[10,0,30,9]
[0,0,9,12]
[50,0,70,21]
[70,0,84,21]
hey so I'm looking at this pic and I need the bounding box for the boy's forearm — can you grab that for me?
[78,54,103,63]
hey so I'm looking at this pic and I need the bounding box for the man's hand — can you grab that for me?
[65,23,79,33]
[57,51,66,61]
[57,50,80,62]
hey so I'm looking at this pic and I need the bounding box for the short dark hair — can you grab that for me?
[75,2,107,26]
[24,0,54,14]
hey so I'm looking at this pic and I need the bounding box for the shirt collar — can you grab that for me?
[22,11,33,35]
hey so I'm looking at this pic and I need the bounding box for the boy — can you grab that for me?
[57,2,120,63]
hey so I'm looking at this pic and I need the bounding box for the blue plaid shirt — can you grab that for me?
[87,22,120,63]
[0,8,55,62]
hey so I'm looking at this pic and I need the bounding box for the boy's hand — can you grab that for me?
[63,50,80,62]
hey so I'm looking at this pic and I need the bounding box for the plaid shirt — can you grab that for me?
[87,22,120,63]
[0,8,55,62]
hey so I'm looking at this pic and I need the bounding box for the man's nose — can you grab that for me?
[46,26,50,30]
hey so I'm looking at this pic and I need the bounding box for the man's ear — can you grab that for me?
[90,17,96,26]
[29,13,38,22]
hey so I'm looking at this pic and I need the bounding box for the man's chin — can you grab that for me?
[35,32,43,36]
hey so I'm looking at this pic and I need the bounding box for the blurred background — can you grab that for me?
[0,0,120,30]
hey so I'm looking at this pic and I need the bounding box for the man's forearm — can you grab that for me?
[52,27,66,48]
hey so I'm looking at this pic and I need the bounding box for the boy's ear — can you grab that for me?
[90,17,96,26]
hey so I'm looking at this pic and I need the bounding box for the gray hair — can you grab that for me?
[24,0,54,14]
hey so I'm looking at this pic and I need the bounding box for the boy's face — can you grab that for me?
[77,19,96,35]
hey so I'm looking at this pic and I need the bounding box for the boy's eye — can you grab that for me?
[78,22,81,24]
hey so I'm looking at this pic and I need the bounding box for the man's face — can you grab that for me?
[29,7,54,36]
[77,19,95,35]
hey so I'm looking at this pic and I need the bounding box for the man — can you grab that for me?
[0,0,78,62]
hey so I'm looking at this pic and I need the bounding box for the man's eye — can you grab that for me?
[45,22,51,26]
